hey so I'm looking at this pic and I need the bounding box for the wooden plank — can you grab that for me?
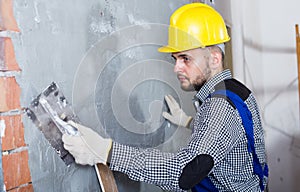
[296,24,300,112]
[95,163,118,192]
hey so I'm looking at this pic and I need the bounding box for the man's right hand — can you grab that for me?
[162,95,192,128]
[62,121,112,166]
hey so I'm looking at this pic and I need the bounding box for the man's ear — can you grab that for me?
[209,48,223,69]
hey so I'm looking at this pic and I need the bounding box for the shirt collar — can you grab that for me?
[195,69,232,102]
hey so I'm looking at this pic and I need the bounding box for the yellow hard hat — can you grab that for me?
[158,3,230,53]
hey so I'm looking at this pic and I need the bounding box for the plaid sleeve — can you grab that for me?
[109,142,189,192]
[190,97,245,164]
[109,97,248,191]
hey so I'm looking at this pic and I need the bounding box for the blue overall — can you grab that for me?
[192,90,268,192]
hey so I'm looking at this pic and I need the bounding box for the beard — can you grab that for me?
[192,67,211,91]
[177,75,194,91]
[192,80,206,92]
[179,75,206,92]
[177,62,211,92]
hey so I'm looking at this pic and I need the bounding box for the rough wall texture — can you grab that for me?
[10,0,196,192]
[5,0,300,191]
[0,0,33,191]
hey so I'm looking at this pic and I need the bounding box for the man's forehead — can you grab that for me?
[171,48,205,58]
[171,50,191,58]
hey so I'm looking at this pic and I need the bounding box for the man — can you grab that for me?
[62,3,269,191]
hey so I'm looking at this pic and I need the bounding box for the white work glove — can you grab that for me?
[162,95,193,128]
[62,121,112,166]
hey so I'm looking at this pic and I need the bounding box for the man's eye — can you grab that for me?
[183,57,190,61]
[171,56,177,62]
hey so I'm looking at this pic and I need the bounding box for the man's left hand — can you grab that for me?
[163,95,193,128]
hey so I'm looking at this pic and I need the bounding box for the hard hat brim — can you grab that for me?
[158,44,207,53]
[157,45,180,53]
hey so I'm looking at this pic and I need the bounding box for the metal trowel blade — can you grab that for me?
[26,82,80,166]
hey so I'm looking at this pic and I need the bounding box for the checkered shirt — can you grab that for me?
[109,69,268,192]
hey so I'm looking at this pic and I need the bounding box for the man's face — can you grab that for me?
[171,48,212,92]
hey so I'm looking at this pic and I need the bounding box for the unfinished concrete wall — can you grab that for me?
[10,0,198,191]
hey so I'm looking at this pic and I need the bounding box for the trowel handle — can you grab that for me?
[94,163,118,192]
[53,116,80,136]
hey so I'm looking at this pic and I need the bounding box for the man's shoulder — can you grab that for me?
[214,78,251,102]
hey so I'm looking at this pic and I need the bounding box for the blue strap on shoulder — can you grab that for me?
[192,177,218,192]
[211,90,268,191]
[192,89,268,191]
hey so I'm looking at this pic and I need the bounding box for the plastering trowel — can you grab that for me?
[26,82,118,192]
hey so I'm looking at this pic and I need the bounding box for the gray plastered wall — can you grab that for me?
[13,0,195,191]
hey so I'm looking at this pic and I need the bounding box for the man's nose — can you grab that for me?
[174,60,183,73]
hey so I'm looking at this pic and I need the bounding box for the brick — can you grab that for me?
[8,184,34,192]
[2,150,32,190]
[0,0,20,31]
[0,77,21,112]
[0,115,26,151]
[0,37,20,71]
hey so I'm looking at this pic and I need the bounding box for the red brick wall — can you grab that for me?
[0,0,33,191]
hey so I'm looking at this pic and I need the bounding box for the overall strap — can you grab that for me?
[192,177,218,192]
[192,83,268,192]
[211,89,268,191]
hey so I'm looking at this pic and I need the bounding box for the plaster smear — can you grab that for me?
[88,3,116,36]
[127,14,149,26]
[33,1,41,23]
[0,120,5,138]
